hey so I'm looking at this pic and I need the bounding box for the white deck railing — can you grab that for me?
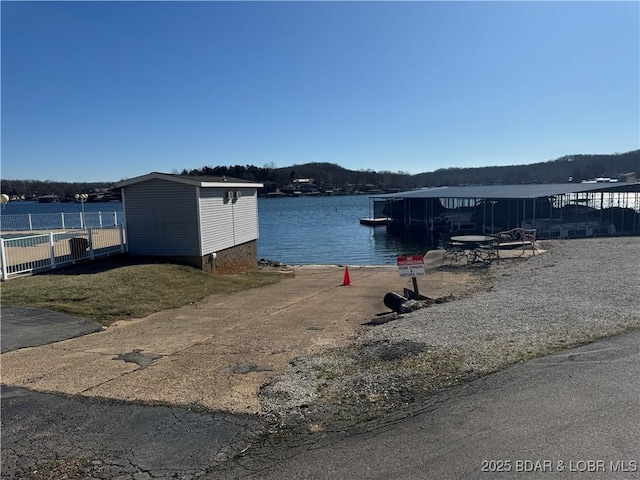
[0,211,123,231]
[0,226,126,280]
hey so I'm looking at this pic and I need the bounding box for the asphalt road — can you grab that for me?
[219,330,640,480]
[1,306,103,353]
[1,385,265,479]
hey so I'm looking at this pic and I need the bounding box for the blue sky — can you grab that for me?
[2,1,639,183]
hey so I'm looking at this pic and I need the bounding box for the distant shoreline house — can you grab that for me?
[115,173,263,274]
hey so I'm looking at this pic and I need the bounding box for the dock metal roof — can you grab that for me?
[372,182,640,200]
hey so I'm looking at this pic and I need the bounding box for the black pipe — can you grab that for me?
[384,292,408,313]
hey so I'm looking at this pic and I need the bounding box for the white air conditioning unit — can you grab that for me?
[234,191,242,199]
[226,191,234,200]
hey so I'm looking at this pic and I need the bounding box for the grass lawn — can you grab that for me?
[0,256,284,326]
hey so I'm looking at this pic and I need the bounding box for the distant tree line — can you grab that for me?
[415,151,639,187]
[2,150,638,198]
[182,151,639,193]
[0,179,115,200]
[180,162,419,193]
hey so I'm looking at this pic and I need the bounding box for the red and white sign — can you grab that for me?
[396,255,425,278]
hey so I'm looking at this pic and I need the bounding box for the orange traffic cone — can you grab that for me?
[342,266,351,286]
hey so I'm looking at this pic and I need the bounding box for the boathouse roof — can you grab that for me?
[115,172,263,189]
[372,182,640,200]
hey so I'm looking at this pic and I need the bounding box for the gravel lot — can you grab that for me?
[260,237,640,433]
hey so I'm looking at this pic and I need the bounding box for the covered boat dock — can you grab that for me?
[370,182,640,240]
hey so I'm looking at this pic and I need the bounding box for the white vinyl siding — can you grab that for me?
[124,179,200,256]
[199,188,259,254]
[199,189,235,253]
[231,188,259,244]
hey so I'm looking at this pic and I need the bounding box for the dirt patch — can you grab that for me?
[358,339,430,362]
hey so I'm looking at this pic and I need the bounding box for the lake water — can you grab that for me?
[1,196,428,265]
[257,195,429,265]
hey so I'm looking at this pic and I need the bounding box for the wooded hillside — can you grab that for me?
[2,150,638,198]
[181,150,639,194]
[414,151,639,187]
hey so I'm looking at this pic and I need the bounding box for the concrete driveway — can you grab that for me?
[0,257,481,414]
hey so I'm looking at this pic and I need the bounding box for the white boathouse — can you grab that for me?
[116,172,263,273]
